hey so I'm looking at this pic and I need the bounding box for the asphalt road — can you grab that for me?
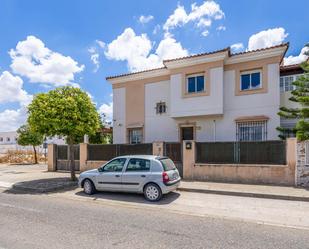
[0,191,309,249]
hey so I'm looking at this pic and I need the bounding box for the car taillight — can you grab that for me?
[162,172,170,183]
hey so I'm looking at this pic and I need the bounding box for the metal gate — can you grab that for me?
[163,142,183,177]
[56,145,80,171]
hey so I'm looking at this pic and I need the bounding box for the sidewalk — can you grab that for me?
[179,181,309,202]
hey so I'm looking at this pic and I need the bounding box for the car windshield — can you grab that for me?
[159,158,176,171]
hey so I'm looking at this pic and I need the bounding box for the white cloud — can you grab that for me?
[284,45,309,65]
[216,25,226,31]
[0,71,32,106]
[248,27,288,51]
[105,28,188,72]
[88,40,105,73]
[163,1,224,36]
[9,35,84,86]
[153,24,161,35]
[231,43,244,52]
[202,30,209,37]
[139,15,154,24]
[99,102,113,122]
[0,108,27,132]
[95,40,105,48]
[88,47,100,73]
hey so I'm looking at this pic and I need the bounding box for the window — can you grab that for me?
[240,71,261,91]
[187,74,205,93]
[126,158,150,172]
[181,127,194,140]
[6,137,10,142]
[0,137,3,142]
[156,102,167,114]
[280,74,303,92]
[236,121,267,141]
[102,158,126,172]
[159,158,176,171]
[128,128,143,144]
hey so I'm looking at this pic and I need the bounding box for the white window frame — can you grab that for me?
[128,128,143,144]
[280,74,303,93]
[186,73,205,94]
[240,69,262,91]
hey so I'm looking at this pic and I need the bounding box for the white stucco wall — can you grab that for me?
[112,63,281,143]
[214,63,281,141]
[113,87,126,144]
[145,81,178,142]
[169,67,224,118]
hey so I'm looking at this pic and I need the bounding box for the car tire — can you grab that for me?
[83,179,95,195]
[144,183,162,202]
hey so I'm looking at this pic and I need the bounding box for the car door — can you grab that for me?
[121,158,151,192]
[96,158,127,191]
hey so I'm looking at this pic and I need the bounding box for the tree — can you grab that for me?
[28,86,100,180]
[277,44,309,140]
[17,124,44,164]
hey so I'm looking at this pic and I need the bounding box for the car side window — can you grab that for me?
[126,158,150,172]
[102,158,126,172]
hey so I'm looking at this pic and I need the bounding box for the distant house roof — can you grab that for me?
[280,63,305,76]
[106,43,289,81]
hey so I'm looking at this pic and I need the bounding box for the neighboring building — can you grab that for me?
[279,63,306,137]
[107,44,290,144]
[0,131,65,156]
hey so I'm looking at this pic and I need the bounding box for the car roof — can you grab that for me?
[115,155,168,160]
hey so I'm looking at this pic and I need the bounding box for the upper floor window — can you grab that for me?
[186,74,205,94]
[240,70,262,91]
[280,74,302,92]
[0,137,3,142]
[6,137,10,142]
[156,102,167,114]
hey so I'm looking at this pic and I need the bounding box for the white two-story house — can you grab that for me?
[107,43,289,144]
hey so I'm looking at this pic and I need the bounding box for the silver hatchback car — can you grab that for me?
[78,155,181,201]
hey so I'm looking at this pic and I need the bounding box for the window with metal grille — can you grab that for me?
[156,102,166,114]
[236,120,267,141]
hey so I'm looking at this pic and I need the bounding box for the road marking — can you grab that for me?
[0,203,42,213]
[0,181,13,188]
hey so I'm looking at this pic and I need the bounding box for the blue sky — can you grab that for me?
[0,0,308,131]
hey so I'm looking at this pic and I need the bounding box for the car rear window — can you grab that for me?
[159,158,176,171]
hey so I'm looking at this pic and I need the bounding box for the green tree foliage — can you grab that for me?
[277,44,309,140]
[17,124,44,164]
[28,86,100,180]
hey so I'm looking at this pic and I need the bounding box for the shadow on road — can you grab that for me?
[3,177,78,195]
[75,190,180,205]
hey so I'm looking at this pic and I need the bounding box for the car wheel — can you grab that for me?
[144,183,162,202]
[83,179,95,195]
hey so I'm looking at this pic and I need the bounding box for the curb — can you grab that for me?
[178,187,309,202]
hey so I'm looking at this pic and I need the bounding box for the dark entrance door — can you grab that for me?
[181,127,194,140]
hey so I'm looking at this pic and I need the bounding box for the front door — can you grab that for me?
[181,126,194,141]
[121,158,151,192]
[96,158,127,191]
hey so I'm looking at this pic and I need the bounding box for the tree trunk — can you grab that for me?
[68,142,76,181]
[33,145,38,164]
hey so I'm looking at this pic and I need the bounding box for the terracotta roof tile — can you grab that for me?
[162,47,230,63]
[106,66,166,80]
[230,42,289,57]
[106,43,289,80]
